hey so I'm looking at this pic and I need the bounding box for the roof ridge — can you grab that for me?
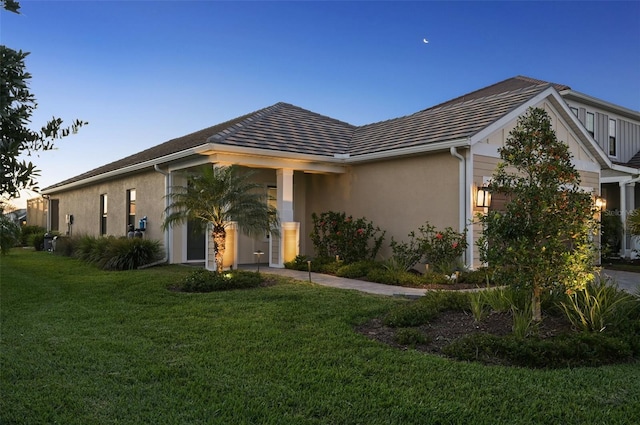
[209,102,286,143]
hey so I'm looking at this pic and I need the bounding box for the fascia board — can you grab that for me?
[42,147,207,194]
[197,143,343,164]
[560,89,640,121]
[345,138,470,164]
[470,87,612,170]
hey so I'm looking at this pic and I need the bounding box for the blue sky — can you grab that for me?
[2,0,640,195]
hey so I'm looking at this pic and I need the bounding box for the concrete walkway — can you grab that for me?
[601,269,639,294]
[241,265,639,296]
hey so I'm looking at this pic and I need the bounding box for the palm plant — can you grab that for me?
[162,165,279,272]
[628,209,640,237]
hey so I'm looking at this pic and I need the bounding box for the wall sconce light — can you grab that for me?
[476,187,492,208]
[595,196,606,211]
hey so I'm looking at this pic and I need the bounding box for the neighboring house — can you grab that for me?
[559,89,640,257]
[41,76,639,269]
[26,196,47,228]
[3,208,26,227]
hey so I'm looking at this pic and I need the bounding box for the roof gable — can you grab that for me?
[44,75,608,192]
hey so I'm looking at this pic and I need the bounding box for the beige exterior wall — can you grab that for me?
[304,152,461,259]
[48,170,166,244]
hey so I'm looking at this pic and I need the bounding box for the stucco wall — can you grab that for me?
[49,170,166,245]
[303,151,460,259]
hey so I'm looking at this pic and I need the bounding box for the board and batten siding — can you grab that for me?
[576,107,640,163]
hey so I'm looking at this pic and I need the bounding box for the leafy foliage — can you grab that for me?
[176,268,264,292]
[390,222,467,274]
[559,276,640,333]
[19,225,44,246]
[628,209,640,237]
[477,107,598,321]
[442,331,634,368]
[0,212,20,254]
[64,235,162,270]
[0,42,86,198]
[310,211,385,263]
[163,165,279,272]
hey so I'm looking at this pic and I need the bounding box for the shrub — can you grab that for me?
[469,292,490,322]
[52,236,75,257]
[19,225,45,246]
[389,235,422,271]
[443,331,634,368]
[366,268,423,287]
[390,223,468,275]
[176,269,263,292]
[102,238,163,270]
[31,232,45,251]
[421,272,449,285]
[284,254,313,271]
[559,277,640,333]
[394,328,430,347]
[0,214,21,254]
[310,211,385,263]
[336,261,378,278]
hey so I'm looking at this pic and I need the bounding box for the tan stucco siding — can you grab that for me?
[49,170,165,244]
[304,152,460,259]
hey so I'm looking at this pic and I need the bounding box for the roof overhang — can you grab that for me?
[470,86,613,170]
[559,89,640,121]
[345,138,471,164]
[196,143,347,174]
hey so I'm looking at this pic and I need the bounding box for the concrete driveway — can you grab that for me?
[601,269,639,294]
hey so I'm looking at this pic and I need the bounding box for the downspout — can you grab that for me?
[139,164,170,268]
[450,147,470,267]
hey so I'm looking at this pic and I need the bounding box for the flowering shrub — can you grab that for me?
[391,222,467,274]
[310,211,385,263]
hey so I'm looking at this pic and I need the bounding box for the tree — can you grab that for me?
[477,107,598,322]
[1,1,87,200]
[162,165,279,272]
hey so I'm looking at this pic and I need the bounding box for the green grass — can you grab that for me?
[2,250,640,424]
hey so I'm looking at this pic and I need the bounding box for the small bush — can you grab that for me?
[20,225,45,246]
[310,211,385,263]
[52,236,75,257]
[0,215,21,254]
[32,233,45,251]
[421,272,449,285]
[366,268,423,286]
[177,269,263,292]
[559,277,640,333]
[102,238,163,270]
[443,331,634,368]
[336,261,378,278]
[394,328,430,347]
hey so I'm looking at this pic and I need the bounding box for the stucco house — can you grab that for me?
[41,76,640,269]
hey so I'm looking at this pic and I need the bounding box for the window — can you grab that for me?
[570,107,578,117]
[585,112,595,137]
[609,119,617,156]
[127,189,136,229]
[100,194,108,235]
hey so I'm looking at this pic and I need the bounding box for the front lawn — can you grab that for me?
[2,250,640,424]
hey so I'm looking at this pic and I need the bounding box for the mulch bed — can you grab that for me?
[356,309,574,356]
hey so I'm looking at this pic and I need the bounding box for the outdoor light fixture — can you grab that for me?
[476,187,492,208]
[595,196,606,211]
[253,250,264,272]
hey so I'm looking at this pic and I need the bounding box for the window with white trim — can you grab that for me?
[585,112,595,137]
[100,194,108,235]
[609,119,617,157]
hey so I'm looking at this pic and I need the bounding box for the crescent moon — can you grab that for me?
[423,38,429,44]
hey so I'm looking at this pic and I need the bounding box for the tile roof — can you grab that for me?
[43,76,572,191]
[626,151,640,168]
[350,82,551,157]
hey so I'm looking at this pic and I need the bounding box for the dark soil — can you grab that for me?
[356,309,574,356]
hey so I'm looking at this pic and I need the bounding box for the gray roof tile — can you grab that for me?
[43,76,569,191]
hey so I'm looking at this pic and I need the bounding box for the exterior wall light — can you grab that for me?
[476,187,492,208]
[595,196,606,211]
